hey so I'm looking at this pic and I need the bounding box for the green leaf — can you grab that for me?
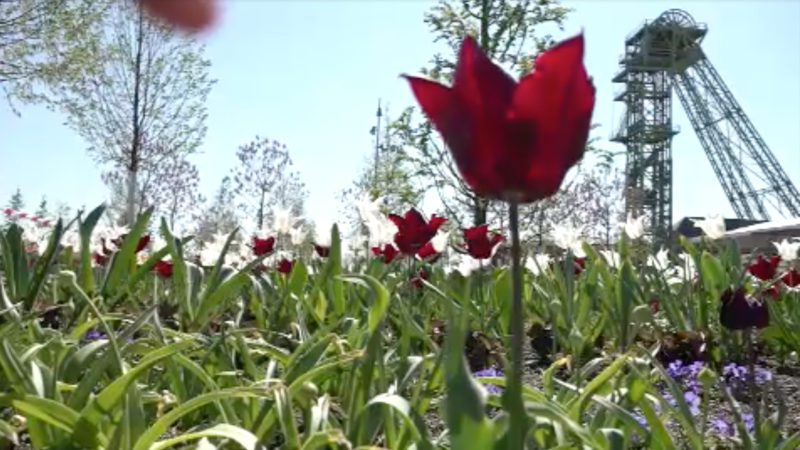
[161,219,193,323]
[72,339,195,447]
[78,204,106,293]
[275,385,301,450]
[23,219,65,308]
[101,207,153,297]
[365,393,422,442]
[133,386,270,450]
[339,275,389,335]
[568,354,628,420]
[150,423,259,450]
[10,395,82,435]
[194,257,264,328]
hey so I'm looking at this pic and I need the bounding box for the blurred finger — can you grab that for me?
[138,0,217,32]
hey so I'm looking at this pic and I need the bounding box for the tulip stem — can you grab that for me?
[505,199,527,447]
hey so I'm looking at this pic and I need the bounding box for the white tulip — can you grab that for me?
[551,224,585,257]
[693,214,726,240]
[773,239,800,262]
[525,254,552,276]
[621,213,645,240]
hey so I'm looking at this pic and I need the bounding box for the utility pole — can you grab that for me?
[373,99,382,185]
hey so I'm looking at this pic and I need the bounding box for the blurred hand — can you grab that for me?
[137,0,218,32]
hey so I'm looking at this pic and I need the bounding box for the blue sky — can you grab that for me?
[1,0,798,229]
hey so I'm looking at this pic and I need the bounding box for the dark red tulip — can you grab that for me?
[573,257,586,275]
[251,236,275,256]
[764,285,780,301]
[18,212,26,219]
[388,208,447,255]
[2,208,11,215]
[782,268,800,288]
[404,34,594,203]
[463,225,503,259]
[719,287,769,330]
[112,234,150,253]
[410,268,429,289]
[650,298,660,314]
[416,242,441,263]
[154,260,173,278]
[92,252,108,266]
[371,244,399,264]
[136,235,151,253]
[138,0,217,32]
[747,255,781,281]
[276,258,293,275]
[314,244,330,258]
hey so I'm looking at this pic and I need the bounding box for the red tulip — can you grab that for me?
[747,255,781,281]
[314,244,330,258]
[764,285,780,301]
[404,34,594,203]
[2,208,11,215]
[138,0,217,32]
[251,236,275,256]
[112,234,150,253]
[92,252,108,266]
[136,235,151,253]
[388,208,447,255]
[463,225,503,259]
[18,212,26,219]
[276,258,293,275]
[154,260,173,278]
[719,287,769,330]
[410,268,429,289]
[782,268,800,288]
[371,243,399,264]
[573,257,586,275]
[416,242,441,263]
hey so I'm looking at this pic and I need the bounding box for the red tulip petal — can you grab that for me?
[428,214,447,232]
[511,34,594,200]
[404,208,427,230]
[490,233,504,246]
[464,225,488,241]
[388,213,406,229]
[453,36,516,117]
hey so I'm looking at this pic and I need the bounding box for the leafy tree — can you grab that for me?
[231,136,307,230]
[0,0,105,101]
[151,154,203,232]
[35,196,49,218]
[8,188,24,211]
[18,0,213,224]
[395,0,571,226]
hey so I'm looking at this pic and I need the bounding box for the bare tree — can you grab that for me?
[195,176,238,243]
[231,136,307,230]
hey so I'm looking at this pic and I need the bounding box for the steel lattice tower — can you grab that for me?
[612,9,800,243]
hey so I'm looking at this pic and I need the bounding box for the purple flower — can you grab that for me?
[474,367,504,395]
[683,390,701,416]
[84,329,106,341]
[666,360,684,379]
[723,363,747,381]
[741,412,755,432]
[710,416,733,436]
[755,368,773,383]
